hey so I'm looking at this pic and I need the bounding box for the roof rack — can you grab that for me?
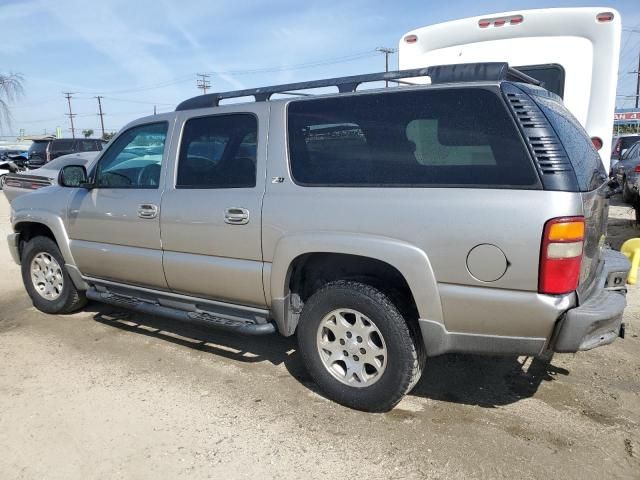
[175,62,541,111]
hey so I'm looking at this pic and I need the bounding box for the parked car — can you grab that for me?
[26,139,52,168]
[2,152,98,202]
[26,138,105,169]
[612,140,640,203]
[7,63,630,412]
[47,138,106,161]
[611,134,640,169]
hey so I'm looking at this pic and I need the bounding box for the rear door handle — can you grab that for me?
[224,207,250,225]
[137,204,158,219]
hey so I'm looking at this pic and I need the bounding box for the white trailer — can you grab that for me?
[399,7,621,168]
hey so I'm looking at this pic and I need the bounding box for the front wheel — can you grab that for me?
[21,236,87,314]
[297,281,424,412]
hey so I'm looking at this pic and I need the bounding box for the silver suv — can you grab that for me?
[7,64,630,411]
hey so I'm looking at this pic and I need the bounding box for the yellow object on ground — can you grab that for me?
[621,238,640,284]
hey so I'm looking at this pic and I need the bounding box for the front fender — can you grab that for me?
[11,189,88,290]
[269,232,443,335]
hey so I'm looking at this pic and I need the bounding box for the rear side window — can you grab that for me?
[177,114,257,189]
[50,140,74,152]
[516,64,565,98]
[77,140,99,152]
[287,88,538,188]
[533,95,605,192]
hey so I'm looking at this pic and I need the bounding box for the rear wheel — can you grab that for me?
[21,236,87,314]
[297,280,424,412]
[622,177,634,204]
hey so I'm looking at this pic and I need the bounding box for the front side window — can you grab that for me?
[176,114,257,188]
[94,122,168,188]
[287,88,538,188]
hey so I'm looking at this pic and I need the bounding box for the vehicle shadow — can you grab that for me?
[410,353,568,407]
[88,302,568,409]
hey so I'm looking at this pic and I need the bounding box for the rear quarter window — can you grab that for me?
[533,95,605,192]
[287,88,539,188]
[50,140,74,152]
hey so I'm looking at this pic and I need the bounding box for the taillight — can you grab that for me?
[539,217,585,294]
[634,165,640,173]
[596,12,614,22]
[591,137,603,151]
[479,15,523,28]
[404,34,417,44]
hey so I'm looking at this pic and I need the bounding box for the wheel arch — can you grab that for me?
[269,232,442,336]
[13,214,87,290]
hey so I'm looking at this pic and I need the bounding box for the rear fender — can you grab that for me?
[269,232,442,335]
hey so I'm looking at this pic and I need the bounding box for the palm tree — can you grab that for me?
[0,73,24,128]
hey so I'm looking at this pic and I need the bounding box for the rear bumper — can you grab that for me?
[552,249,629,353]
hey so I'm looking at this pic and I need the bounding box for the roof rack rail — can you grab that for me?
[175,62,540,111]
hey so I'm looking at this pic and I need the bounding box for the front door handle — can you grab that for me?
[137,204,158,219]
[224,207,249,225]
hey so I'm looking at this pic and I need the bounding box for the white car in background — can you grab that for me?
[399,6,621,170]
[2,152,99,203]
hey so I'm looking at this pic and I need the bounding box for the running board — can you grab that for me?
[86,289,276,336]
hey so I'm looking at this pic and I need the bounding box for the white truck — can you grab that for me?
[399,7,621,169]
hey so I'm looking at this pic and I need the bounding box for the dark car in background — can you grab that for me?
[613,140,640,203]
[26,138,105,168]
[26,139,52,167]
[48,138,106,161]
[611,134,640,168]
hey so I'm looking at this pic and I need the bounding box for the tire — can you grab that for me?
[622,178,634,204]
[21,236,87,314]
[297,280,425,412]
[0,173,5,190]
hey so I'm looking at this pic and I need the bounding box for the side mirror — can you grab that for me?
[59,165,91,188]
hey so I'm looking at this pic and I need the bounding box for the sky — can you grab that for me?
[1,0,639,138]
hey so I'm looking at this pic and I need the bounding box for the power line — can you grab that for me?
[63,92,76,139]
[197,73,211,95]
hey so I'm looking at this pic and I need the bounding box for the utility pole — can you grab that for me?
[197,73,211,95]
[376,47,397,87]
[635,52,640,109]
[95,96,106,138]
[153,105,157,115]
[63,92,76,138]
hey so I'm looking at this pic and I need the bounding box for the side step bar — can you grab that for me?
[86,289,276,336]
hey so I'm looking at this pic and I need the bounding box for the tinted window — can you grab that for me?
[534,95,605,192]
[95,122,168,188]
[77,140,101,152]
[287,88,538,188]
[177,114,257,188]
[516,64,565,98]
[620,136,640,151]
[28,141,49,157]
[50,140,74,152]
